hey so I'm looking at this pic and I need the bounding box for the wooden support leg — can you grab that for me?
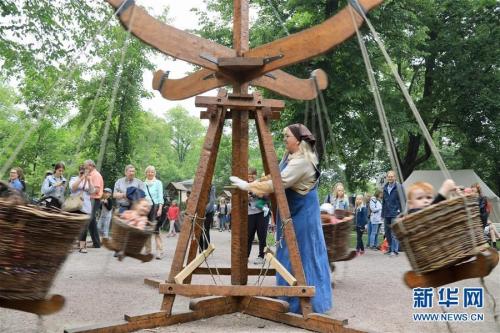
[231,107,249,285]
[255,108,312,316]
[161,92,227,314]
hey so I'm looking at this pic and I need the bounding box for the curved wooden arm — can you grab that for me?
[153,69,328,101]
[106,0,235,71]
[251,69,328,100]
[245,0,383,74]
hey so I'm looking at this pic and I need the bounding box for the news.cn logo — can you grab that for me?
[412,287,484,322]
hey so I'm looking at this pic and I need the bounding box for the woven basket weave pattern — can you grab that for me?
[110,217,154,255]
[0,200,88,300]
[322,217,353,262]
[393,195,486,274]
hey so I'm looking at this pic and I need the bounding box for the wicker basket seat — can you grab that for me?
[0,199,88,300]
[104,216,155,262]
[321,212,354,262]
[392,195,487,274]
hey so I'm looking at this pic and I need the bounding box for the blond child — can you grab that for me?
[121,198,151,230]
[406,179,456,214]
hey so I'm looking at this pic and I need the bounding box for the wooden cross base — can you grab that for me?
[65,296,365,333]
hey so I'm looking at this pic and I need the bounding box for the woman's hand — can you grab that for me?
[230,176,249,191]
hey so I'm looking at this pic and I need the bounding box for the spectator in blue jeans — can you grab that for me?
[381,170,405,256]
[368,189,383,249]
[354,195,368,255]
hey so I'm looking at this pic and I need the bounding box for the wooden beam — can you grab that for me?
[66,304,239,333]
[251,68,328,101]
[243,0,383,76]
[239,296,289,313]
[200,110,281,120]
[265,252,297,286]
[189,296,239,311]
[152,68,329,101]
[192,267,276,276]
[174,244,215,284]
[161,91,227,314]
[144,278,163,288]
[231,105,249,285]
[105,0,235,71]
[159,284,315,298]
[195,95,284,111]
[243,306,366,333]
[255,109,312,316]
[218,57,264,70]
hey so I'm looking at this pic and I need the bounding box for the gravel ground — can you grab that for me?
[0,230,499,333]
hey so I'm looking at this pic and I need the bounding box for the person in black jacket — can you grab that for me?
[354,195,368,255]
[381,170,406,256]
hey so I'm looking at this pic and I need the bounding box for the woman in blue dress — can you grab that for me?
[231,123,332,314]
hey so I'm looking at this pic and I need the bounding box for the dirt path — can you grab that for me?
[1,230,498,333]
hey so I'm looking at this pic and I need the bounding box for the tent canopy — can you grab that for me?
[403,169,500,223]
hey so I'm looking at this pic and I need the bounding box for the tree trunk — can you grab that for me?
[399,29,437,180]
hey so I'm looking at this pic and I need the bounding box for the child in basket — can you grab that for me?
[406,179,456,213]
[120,198,151,230]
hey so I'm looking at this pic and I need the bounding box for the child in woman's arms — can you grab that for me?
[120,198,151,230]
[407,179,456,214]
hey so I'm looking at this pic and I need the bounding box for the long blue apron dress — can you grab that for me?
[275,158,332,314]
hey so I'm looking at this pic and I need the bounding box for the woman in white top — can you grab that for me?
[41,162,67,208]
[230,123,332,314]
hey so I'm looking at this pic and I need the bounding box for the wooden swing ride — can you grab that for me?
[65,0,383,332]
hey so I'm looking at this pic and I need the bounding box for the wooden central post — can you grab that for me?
[231,0,249,285]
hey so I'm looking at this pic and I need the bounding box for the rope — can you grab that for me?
[348,6,407,210]
[96,5,138,172]
[480,277,500,326]
[0,4,131,178]
[264,0,290,36]
[188,212,223,285]
[312,78,349,186]
[353,4,452,180]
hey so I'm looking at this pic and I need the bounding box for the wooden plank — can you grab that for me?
[159,284,315,297]
[124,311,168,323]
[231,106,249,285]
[243,0,383,77]
[239,296,289,313]
[174,244,215,284]
[200,110,281,120]
[152,69,229,101]
[66,305,239,333]
[255,114,279,227]
[183,94,228,286]
[244,306,366,333]
[255,109,312,316]
[195,95,284,111]
[105,0,235,71]
[265,252,297,286]
[193,267,276,276]
[144,278,163,288]
[152,68,328,101]
[161,91,227,314]
[218,57,264,70]
[251,68,328,101]
[189,296,239,311]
